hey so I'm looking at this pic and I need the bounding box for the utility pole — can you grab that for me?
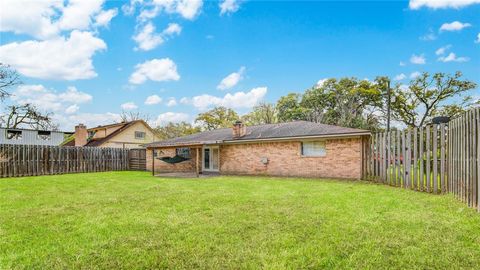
[386,79,391,133]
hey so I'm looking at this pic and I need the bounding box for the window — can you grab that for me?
[135,131,146,139]
[301,141,326,157]
[6,130,22,140]
[37,130,51,141]
[176,147,191,158]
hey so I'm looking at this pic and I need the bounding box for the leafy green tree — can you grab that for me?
[195,106,239,130]
[318,78,382,129]
[154,122,201,140]
[242,102,278,125]
[390,72,477,127]
[276,78,382,129]
[276,93,305,122]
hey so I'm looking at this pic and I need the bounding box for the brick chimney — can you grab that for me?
[232,120,246,139]
[74,124,88,147]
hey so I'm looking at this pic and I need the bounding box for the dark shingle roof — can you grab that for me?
[145,121,370,148]
[62,120,145,147]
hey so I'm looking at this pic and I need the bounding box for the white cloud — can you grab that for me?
[121,102,138,110]
[475,33,480,43]
[0,0,62,39]
[437,52,470,62]
[394,73,406,81]
[57,0,104,31]
[220,0,241,15]
[0,0,114,39]
[399,61,406,66]
[316,78,328,87]
[217,66,245,90]
[58,87,93,103]
[11,85,92,112]
[170,0,203,20]
[65,104,80,114]
[0,30,106,80]
[133,22,164,51]
[133,22,182,51]
[166,98,178,107]
[155,112,190,126]
[129,58,180,84]
[419,33,437,41]
[435,44,451,55]
[439,21,472,32]
[183,87,267,110]
[54,112,121,131]
[410,71,421,79]
[409,0,480,9]
[163,23,182,35]
[410,54,426,65]
[94,8,118,27]
[419,28,437,41]
[145,95,162,105]
[130,0,203,21]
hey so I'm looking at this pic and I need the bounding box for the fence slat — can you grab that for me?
[406,129,411,189]
[440,123,446,193]
[433,124,438,193]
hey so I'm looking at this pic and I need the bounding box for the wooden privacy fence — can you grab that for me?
[364,107,480,211]
[0,145,130,178]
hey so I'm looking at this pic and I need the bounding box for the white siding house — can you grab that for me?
[0,128,71,146]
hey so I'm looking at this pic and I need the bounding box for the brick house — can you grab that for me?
[145,121,370,179]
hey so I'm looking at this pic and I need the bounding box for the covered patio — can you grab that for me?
[149,142,221,178]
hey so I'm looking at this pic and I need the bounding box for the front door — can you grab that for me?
[203,146,219,172]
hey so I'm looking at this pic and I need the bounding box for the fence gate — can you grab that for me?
[129,149,146,171]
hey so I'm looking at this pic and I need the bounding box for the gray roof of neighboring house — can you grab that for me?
[144,121,370,148]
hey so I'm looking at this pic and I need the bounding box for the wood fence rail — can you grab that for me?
[0,145,130,178]
[364,107,480,212]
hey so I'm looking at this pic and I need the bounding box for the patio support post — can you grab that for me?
[196,148,199,178]
[152,148,155,176]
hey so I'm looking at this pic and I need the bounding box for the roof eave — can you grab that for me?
[222,132,371,144]
[145,132,370,148]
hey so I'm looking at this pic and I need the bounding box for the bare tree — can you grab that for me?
[0,63,21,101]
[119,111,151,123]
[1,104,57,130]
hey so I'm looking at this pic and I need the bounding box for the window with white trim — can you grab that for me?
[301,141,326,157]
[134,131,146,139]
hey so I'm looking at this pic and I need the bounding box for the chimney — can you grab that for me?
[232,120,246,138]
[74,124,88,147]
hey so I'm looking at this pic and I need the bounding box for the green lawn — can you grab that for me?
[1,172,480,269]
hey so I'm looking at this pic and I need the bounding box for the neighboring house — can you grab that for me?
[0,127,72,146]
[62,120,158,149]
[144,121,371,179]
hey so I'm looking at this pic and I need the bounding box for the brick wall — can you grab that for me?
[146,147,201,174]
[220,137,363,179]
[147,137,364,179]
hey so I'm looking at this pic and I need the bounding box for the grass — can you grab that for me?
[1,172,480,269]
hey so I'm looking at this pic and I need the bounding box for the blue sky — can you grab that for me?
[0,0,479,130]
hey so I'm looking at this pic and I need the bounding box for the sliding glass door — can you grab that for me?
[203,146,219,172]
